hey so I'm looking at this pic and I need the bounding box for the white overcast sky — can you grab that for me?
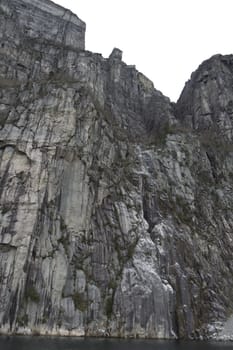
[54,0,233,102]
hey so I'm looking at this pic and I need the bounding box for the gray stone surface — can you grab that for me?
[1,0,233,340]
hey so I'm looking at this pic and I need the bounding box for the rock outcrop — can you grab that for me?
[1,0,233,340]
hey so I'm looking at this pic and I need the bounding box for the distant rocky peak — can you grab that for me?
[176,54,233,142]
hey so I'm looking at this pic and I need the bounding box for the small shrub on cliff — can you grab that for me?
[72,292,88,312]
[17,314,29,327]
[25,286,40,303]
[105,296,113,318]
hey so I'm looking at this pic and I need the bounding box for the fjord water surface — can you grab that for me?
[0,337,233,350]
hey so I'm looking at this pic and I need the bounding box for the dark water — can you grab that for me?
[0,337,233,350]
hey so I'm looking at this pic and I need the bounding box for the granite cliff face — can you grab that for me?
[1,0,233,340]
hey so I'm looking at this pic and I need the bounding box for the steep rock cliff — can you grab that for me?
[1,0,233,340]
